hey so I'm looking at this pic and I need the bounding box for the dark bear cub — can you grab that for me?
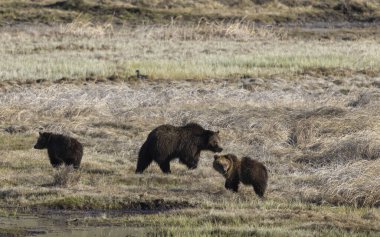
[136,123,223,174]
[213,154,268,198]
[34,132,83,169]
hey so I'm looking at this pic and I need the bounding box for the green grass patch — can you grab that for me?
[46,196,106,210]
[2,31,380,81]
[42,195,194,210]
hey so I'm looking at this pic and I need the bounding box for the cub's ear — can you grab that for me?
[46,132,52,141]
[214,155,219,160]
[216,130,220,134]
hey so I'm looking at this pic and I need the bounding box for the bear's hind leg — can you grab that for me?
[159,161,171,174]
[252,181,266,198]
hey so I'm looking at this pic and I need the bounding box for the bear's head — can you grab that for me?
[34,132,52,149]
[205,130,223,153]
[213,154,235,177]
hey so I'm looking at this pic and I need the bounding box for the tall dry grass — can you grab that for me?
[59,18,114,38]
[136,18,288,41]
[318,160,380,207]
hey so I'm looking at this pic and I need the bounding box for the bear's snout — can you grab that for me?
[34,143,43,149]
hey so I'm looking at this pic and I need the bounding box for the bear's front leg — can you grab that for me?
[49,154,64,168]
[181,152,200,170]
[225,176,240,192]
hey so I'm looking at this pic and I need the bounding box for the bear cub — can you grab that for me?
[34,132,83,169]
[213,154,268,197]
[136,123,223,174]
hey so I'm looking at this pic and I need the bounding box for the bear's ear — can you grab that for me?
[203,130,214,138]
[46,132,52,139]
[216,130,220,134]
[214,155,219,160]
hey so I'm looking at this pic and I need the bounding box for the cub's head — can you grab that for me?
[34,132,52,149]
[213,154,236,177]
[205,130,223,153]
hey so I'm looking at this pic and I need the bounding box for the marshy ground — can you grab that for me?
[0,0,380,236]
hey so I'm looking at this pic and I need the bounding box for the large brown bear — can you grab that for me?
[213,154,268,197]
[136,123,223,174]
[34,132,83,169]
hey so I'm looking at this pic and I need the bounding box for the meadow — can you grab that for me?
[0,1,380,236]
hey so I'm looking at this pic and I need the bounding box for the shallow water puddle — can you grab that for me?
[35,226,147,237]
[0,199,191,236]
[0,213,147,237]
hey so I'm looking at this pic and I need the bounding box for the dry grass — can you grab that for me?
[318,160,380,207]
[1,0,380,26]
[0,20,380,235]
[59,16,114,38]
[0,72,379,234]
[1,24,380,82]
[51,166,81,187]
[140,18,288,41]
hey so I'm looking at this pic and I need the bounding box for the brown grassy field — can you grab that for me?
[1,0,380,25]
[1,78,379,236]
[0,1,380,236]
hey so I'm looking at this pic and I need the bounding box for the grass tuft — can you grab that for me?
[52,166,81,187]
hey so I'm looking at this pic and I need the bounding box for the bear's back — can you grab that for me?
[48,134,82,156]
[149,124,180,141]
[180,123,205,135]
[239,157,267,184]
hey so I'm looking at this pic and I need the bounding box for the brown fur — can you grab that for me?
[34,132,83,169]
[213,154,268,197]
[136,123,223,174]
